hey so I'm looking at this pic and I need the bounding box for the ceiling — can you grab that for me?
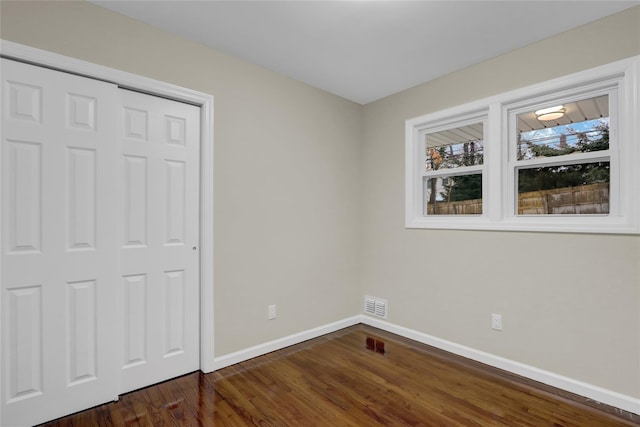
[90,1,639,105]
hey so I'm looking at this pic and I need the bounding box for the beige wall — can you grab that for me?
[0,1,363,355]
[2,0,639,400]
[362,7,640,397]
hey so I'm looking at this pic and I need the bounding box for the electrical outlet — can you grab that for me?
[268,304,276,320]
[491,313,502,331]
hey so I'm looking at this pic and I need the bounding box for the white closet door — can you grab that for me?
[1,59,119,426]
[118,89,200,393]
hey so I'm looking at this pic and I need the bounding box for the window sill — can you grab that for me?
[406,215,638,234]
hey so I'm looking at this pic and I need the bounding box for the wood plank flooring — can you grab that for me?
[40,325,639,426]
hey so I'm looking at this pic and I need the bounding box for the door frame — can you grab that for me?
[0,39,216,392]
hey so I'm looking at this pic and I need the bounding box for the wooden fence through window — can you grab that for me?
[426,183,609,215]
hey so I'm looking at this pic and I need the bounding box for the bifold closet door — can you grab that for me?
[118,89,200,394]
[1,58,119,426]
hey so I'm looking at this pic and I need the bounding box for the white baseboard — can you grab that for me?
[212,315,361,370]
[360,315,640,416]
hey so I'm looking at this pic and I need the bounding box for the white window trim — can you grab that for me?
[406,55,640,234]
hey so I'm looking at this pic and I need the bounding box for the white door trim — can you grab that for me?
[0,40,216,377]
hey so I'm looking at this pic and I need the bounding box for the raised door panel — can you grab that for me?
[67,148,97,250]
[6,81,42,124]
[122,274,147,367]
[67,94,97,131]
[67,280,97,385]
[164,270,186,357]
[5,286,42,403]
[123,156,148,247]
[165,160,185,245]
[5,141,42,254]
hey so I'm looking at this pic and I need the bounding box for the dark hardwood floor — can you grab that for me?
[40,324,639,426]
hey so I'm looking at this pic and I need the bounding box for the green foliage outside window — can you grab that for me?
[429,140,483,203]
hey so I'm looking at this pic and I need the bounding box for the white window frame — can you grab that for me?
[406,55,640,234]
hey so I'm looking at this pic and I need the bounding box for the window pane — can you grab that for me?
[425,123,483,172]
[517,162,609,215]
[516,95,609,161]
[424,174,482,215]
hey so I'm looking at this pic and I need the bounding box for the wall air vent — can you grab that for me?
[364,296,387,319]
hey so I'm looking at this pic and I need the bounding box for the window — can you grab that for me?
[405,56,640,234]
[509,92,613,217]
[423,119,485,215]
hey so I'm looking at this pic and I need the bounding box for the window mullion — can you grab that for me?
[487,103,502,222]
